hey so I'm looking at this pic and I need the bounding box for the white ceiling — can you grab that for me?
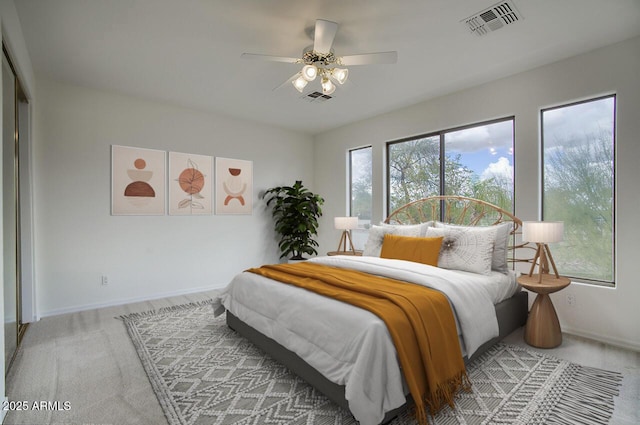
[14,0,640,136]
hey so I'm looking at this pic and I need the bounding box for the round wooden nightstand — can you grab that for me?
[326,250,363,256]
[518,274,571,348]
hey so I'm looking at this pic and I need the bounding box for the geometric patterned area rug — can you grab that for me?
[121,301,623,425]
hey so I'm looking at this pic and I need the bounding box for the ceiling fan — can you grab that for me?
[241,19,397,96]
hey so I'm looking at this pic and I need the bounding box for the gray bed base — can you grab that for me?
[226,290,528,424]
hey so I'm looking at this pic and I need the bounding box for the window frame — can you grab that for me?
[385,116,515,217]
[540,94,616,287]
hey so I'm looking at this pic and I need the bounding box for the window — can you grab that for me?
[387,118,514,215]
[349,146,372,228]
[388,135,440,209]
[541,95,615,285]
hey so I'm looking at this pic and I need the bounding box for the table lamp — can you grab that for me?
[334,216,359,254]
[522,221,564,283]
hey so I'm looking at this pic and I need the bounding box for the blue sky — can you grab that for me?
[445,119,514,179]
[444,97,613,182]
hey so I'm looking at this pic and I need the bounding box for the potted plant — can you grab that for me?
[262,180,325,261]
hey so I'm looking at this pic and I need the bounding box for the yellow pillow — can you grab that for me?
[380,234,443,266]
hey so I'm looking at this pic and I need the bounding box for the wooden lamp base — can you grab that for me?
[336,230,356,254]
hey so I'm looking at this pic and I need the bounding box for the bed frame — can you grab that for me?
[227,196,532,423]
[384,195,532,266]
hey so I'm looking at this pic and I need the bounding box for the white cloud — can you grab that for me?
[481,157,513,182]
[446,120,513,153]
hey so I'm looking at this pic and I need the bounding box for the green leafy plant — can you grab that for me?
[262,181,324,260]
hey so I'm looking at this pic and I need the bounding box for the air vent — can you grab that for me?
[302,91,333,102]
[462,0,522,37]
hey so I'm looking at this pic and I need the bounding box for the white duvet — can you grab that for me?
[212,255,519,425]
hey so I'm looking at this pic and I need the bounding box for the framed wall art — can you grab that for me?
[111,145,166,215]
[215,157,253,215]
[169,152,213,215]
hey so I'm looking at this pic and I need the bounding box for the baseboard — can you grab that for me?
[39,284,224,318]
[562,326,640,353]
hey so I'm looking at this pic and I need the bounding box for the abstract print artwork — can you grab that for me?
[169,152,213,215]
[112,145,166,215]
[215,157,253,215]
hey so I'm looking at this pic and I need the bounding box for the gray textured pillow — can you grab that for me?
[434,222,513,274]
[426,226,497,275]
[381,221,433,235]
[363,224,425,256]
[490,222,513,273]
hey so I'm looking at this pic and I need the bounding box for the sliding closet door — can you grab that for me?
[3,51,19,372]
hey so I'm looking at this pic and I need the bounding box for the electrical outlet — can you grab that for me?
[101,275,109,286]
[566,293,575,306]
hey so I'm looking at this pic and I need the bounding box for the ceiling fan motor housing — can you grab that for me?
[302,49,338,67]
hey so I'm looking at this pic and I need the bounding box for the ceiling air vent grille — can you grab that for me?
[302,91,333,102]
[462,0,522,37]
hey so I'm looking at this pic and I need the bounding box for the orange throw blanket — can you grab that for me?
[247,262,471,424]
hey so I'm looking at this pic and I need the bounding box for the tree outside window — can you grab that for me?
[349,146,372,228]
[542,95,615,285]
[387,118,514,219]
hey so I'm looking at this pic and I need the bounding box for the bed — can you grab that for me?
[213,196,532,424]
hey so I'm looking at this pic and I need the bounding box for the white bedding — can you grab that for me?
[212,255,520,425]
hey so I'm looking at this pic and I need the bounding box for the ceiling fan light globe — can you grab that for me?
[323,85,336,95]
[292,76,308,93]
[321,77,336,95]
[301,64,318,81]
[332,68,349,84]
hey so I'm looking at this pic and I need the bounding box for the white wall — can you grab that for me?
[32,79,314,316]
[313,36,640,351]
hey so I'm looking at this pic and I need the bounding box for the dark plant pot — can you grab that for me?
[287,257,307,264]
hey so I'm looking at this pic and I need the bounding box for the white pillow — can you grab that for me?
[381,221,433,235]
[434,222,513,274]
[363,223,427,257]
[425,226,497,275]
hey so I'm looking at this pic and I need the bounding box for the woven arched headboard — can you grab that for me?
[384,196,531,265]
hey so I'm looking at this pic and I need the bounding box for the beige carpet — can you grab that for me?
[5,291,218,425]
[4,289,639,425]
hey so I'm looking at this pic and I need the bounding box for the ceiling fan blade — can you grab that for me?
[313,19,338,54]
[340,51,398,66]
[273,73,300,91]
[241,53,299,64]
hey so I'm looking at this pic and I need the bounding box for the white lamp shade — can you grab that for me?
[522,221,564,243]
[292,75,308,93]
[332,68,349,84]
[321,77,335,95]
[334,216,359,230]
[301,64,318,81]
